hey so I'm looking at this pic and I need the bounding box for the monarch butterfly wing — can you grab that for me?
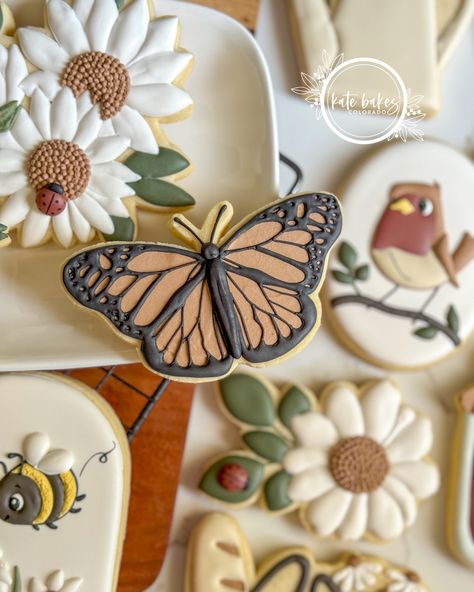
[221,193,342,364]
[252,554,310,592]
[63,244,233,379]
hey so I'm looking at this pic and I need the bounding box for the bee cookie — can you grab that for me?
[325,139,474,370]
[0,0,196,248]
[0,372,130,591]
[62,193,342,383]
[199,374,440,542]
[185,513,432,591]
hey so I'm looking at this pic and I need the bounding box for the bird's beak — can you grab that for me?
[389,197,416,215]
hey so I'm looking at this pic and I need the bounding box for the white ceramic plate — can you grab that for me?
[0,0,279,371]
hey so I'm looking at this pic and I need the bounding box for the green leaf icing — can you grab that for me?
[338,241,357,270]
[129,179,195,207]
[115,0,125,8]
[0,101,21,133]
[0,223,9,241]
[447,305,460,333]
[278,386,312,429]
[199,455,264,504]
[332,270,354,284]
[0,5,3,32]
[13,566,21,592]
[219,374,276,427]
[243,431,289,462]
[414,326,438,340]
[264,470,293,512]
[125,148,190,178]
[103,216,135,241]
[355,264,370,281]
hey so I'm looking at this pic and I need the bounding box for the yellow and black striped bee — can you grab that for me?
[0,432,86,530]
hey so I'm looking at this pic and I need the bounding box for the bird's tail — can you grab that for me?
[453,233,474,274]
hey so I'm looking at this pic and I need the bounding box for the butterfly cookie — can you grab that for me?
[185,513,431,591]
[62,192,342,382]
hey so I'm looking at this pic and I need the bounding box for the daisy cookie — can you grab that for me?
[185,513,431,591]
[199,374,440,542]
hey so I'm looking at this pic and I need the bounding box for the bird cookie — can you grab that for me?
[199,374,439,542]
[185,513,432,591]
[62,192,342,383]
[325,139,474,370]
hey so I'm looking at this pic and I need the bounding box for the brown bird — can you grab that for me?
[371,182,474,292]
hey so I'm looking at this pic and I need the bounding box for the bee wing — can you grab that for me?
[38,449,75,475]
[23,432,51,467]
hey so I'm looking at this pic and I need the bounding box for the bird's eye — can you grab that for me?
[8,493,24,512]
[419,198,434,216]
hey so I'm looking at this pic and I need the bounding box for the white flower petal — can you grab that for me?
[386,417,433,463]
[11,109,43,152]
[283,447,327,474]
[89,171,134,199]
[52,208,73,248]
[73,0,94,26]
[107,0,149,64]
[323,386,364,437]
[383,408,417,446]
[0,187,33,227]
[86,136,130,163]
[93,161,140,183]
[361,381,401,443]
[368,488,405,540]
[20,209,51,247]
[62,578,84,592]
[0,79,5,106]
[87,190,130,217]
[48,0,90,56]
[0,171,28,194]
[0,133,23,151]
[134,16,179,60]
[0,44,7,71]
[29,579,47,592]
[6,45,28,103]
[30,90,51,140]
[18,28,69,74]
[333,567,353,592]
[0,149,25,172]
[290,412,339,449]
[112,105,158,154]
[337,493,368,541]
[76,92,94,122]
[388,583,405,592]
[287,467,335,502]
[46,570,64,590]
[389,461,440,499]
[68,200,92,242]
[129,51,192,85]
[21,71,62,100]
[73,105,102,149]
[51,87,78,141]
[86,0,119,52]
[127,84,192,118]
[306,488,353,536]
[99,119,115,137]
[0,583,10,592]
[75,193,114,234]
[383,475,418,527]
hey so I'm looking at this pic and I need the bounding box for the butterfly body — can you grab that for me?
[63,193,342,382]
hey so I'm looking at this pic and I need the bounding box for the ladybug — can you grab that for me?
[36,183,67,216]
[217,463,249,492]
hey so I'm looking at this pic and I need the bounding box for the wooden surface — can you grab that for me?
[185,0,261,30]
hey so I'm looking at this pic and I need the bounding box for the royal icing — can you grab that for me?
[326,140,474,369]
[200,375,440,542]
[0,372,130,592]
[62,193,342,382]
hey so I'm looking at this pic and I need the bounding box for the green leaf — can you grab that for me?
[0,5,3,32]
[103,216,135,241]
[129,179,195,207]
[219,374,276,427]
[264,470,293,512]
[125,148,190,179]
[331,269,354,284]
[199,455,264,504]
[355,264,370,281]
[13,566,21,592]
[115,0,125,8]
[447,305,460,334]
[242,431,289,462]
[414,326,438,340]
[0,223,8,241]
[278,386,312,429]
[339,241,357,270]
[0,101,21,133]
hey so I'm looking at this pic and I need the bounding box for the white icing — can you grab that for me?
[37,449,75,476]
[283,381,440,541]
[0,550,12,588]
[0,373,128,592]
[386,570,427,592]
[0,44,27,107]
[0,88,136,247]
[326,140,474,368]
[19,0,193,152]
[23,433,50,467]
[333,560,382,592]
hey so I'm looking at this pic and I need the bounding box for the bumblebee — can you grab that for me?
[0,433,86,530]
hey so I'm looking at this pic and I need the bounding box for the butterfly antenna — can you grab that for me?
[0,461,7,475]
[210,204,229,243]
[173,217,204,246]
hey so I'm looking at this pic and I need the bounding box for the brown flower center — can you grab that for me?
[28,140,91,199]
[62,51,131,120]
[329,436,389,493]
[406,572,421,583]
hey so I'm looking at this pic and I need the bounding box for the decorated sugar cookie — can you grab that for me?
[447,385,474,568]
[199,374,439,542]
[325,140,474,369]
[186,513,431,591]
[0,372,130,591]
[62,192,342,382]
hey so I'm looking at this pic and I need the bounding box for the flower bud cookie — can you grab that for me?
[199,374,440,542]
